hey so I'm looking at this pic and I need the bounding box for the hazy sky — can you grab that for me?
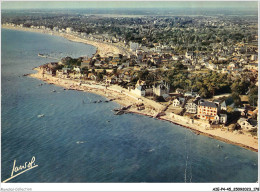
[1,1,258,10]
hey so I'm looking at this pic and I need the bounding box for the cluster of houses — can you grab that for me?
[172,93,258,131]
[81,54,130,69]
[37,37,258,131]
[10,22,257,78]
[41,59,258,131]
[172,93,228,124]
[125,41,259,76]
[37,24,258,77]
[237,117,258,131]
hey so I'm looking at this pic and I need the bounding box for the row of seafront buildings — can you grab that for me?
[131,80,258,131]
[171,93,227,124]
[172,94,258,131]
[41,61,172,99]
[131,79,228,125]
[42,60,257,130]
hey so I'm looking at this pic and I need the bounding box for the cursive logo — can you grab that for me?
[2,156,38,183]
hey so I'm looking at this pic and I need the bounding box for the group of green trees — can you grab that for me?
[248,85,258,107]
[164,70,232,98]
[61,57,82,67]
[128,67,257,108]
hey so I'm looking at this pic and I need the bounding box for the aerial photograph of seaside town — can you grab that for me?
[1,1,258,188]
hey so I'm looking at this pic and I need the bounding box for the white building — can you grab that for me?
[172,55,179,61]
[208,63,217,71]
[185,101,197,113]
[131,85,153,97]
[132,85,146,97]
[251,55,258,61]
[53,27,59,32]
[173,97,186,107]
[153,82,170,97]
[237,118,257,131]
[73,66,81,73]
[220,101,227,111]
[185,52,194,60]
[130,42,139,52]
[66,27,73,33]
[184,91,199,98]
[219,114,227,124]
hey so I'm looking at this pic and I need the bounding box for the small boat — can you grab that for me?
[52,90,56,92]
[37,114,45,118]
[76,141,87,144]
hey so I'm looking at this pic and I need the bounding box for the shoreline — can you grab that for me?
[2,25,257,152]
[129,111,258,152]
[2,24,132,57]
[29,67,258,152]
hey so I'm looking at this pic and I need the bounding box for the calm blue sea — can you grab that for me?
[1,29,258,183]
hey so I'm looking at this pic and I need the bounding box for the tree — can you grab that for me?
[226,106,234,113]
[138,70,149,80]
[231,92,241,107]
[231,79,250,95]
[199,87,208,98]
[174,63,186,70]
[97,73,103,81]
[230,123,241,131]
[248,85,258,107]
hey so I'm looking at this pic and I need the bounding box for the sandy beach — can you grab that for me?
[29,68,258,152]
[2,24,132,57]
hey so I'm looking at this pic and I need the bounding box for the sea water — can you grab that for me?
[1,29,258,183]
